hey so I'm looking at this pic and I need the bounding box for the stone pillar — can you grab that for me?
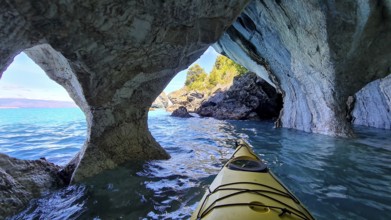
[73,106,170,181]
[1,0,250,181]
[24,45,168,181]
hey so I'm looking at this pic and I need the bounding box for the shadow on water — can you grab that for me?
[6,109,391,220]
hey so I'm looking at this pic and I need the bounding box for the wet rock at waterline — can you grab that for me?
[0,0,249,181]
[171,106,193,118]
[197,72,282,120]
[0,154,65,218]
[214,0,391,136]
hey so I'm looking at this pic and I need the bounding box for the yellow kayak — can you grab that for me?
[191,140,315,220]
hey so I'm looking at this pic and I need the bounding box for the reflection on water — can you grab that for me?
[4,109,391,220]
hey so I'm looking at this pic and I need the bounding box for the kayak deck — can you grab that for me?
[191,140,314,220]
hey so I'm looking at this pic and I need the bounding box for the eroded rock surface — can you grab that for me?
[0,1,249,181]
[215,0,391,136]
[352,74,391,129]
[197,72,282,120]
[0,154,64,218]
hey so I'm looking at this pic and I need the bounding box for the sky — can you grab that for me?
[163,47,219,93]
[0,47,219,102]
[0,53,75,101]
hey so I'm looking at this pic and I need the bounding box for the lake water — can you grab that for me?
[1,108,390,220]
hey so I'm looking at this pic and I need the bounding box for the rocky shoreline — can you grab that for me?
[158,72,282,121]
[197,72,282,120]
[0,154,68,218]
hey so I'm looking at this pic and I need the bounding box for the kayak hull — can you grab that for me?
[191,140,315,220]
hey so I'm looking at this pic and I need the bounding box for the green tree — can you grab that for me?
[185,64,208,90]
[233,62,247,76]
[208,55,247,86]
[183,55,248,92]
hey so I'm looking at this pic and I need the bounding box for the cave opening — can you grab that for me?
[0,52,86,166]
[152,46,283,121]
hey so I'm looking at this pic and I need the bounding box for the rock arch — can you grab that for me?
[0,0,249,181]
[214,0,391,136]
[2,0,389,181]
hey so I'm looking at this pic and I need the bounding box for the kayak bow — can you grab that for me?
[191,140,315,220]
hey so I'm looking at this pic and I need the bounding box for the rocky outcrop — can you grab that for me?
[167,88,206,112]
[0,1,249,181]
[0,154,64,218]
[171,106,193,118]
[151,92,171,109]
[351,74,391,129]
[197,72,281,120]
[214,0,391,136]
[167,72,281,120]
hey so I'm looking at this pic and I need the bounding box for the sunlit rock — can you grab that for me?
[151,92,171,109]
[167,88,206,112]
[214,0,391,136]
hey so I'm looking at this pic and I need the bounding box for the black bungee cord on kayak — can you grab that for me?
[196,184,311,220]
[197,203,304,220]
[195,140,313,220]
[211,181,298,202]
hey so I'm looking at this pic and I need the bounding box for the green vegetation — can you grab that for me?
[184,55,247,92]
[185,64,208,90]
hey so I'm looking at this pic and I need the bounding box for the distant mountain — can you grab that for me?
[0,98,78,108]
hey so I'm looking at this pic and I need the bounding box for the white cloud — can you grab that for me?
[0,81,72,101]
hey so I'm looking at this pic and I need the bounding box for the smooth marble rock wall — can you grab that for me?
[214,0,391,136]
[352,74,391,129]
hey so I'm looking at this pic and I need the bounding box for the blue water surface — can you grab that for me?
[0,108,86,165]
[1,108,391,220]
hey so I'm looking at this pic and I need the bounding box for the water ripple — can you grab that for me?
[0,108,86,165]
[2,109,391,220]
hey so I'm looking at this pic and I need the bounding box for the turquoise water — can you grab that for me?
[0,108,86,165]
[1,108,391,220]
